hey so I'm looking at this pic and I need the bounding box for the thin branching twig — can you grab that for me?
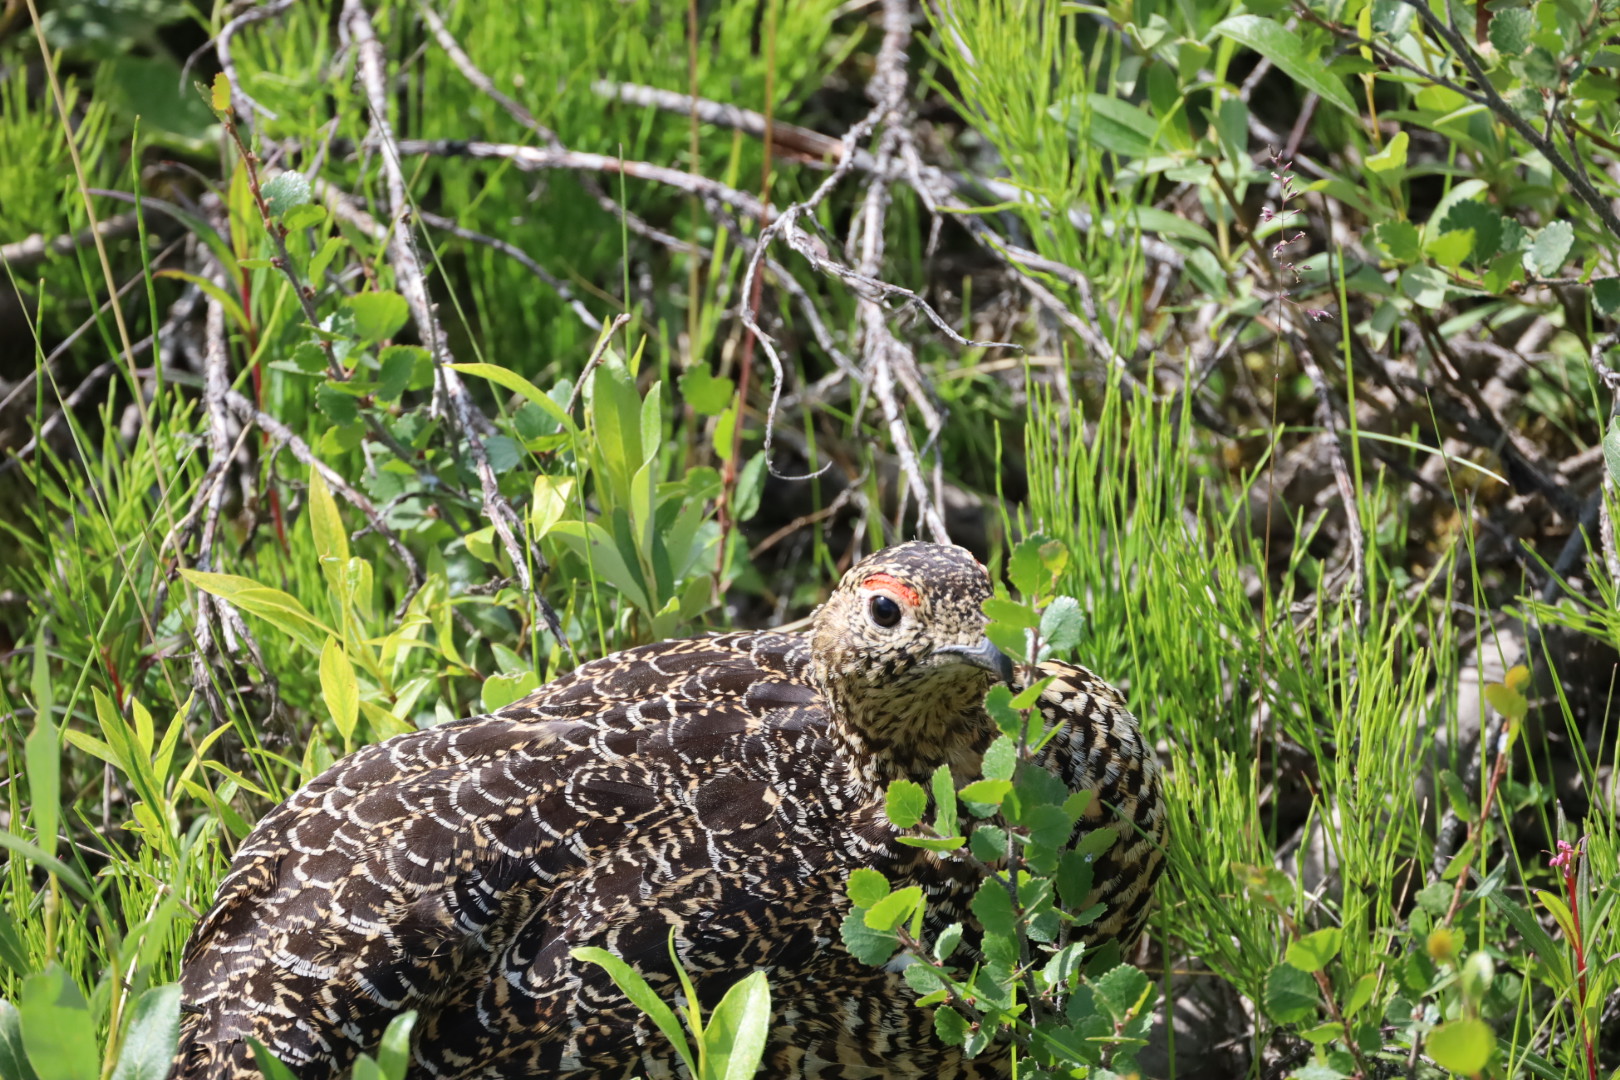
[344,0,567,649]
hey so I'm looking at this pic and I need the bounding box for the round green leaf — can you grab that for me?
[864,886,923,931]
[933,1005,969,1047]
[957,779,1012,805]
[1426,1018,1494,1074]
[677,366,734,416]
[970,879,1018,938]
[1264,962,1319,1024]
[1285,927,1342,972]
[344,292,410,344]
[261,171,312,219]
[838,911,898,966]
[884,779,927,828]
[846,868,890,910]
[1525,221,1574,278]
[935,922,964,962]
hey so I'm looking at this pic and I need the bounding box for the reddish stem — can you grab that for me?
[101,646,125,710]
[1561,857,1596,1080]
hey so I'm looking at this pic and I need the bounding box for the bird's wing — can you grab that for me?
[410,789,856,1077]
[1029,660,1167,944]
[176,631,818,1079]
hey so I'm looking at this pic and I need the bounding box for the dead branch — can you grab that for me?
[593,79,859,168]
[902,156,1146,397]
[562,314,633,417]
[1413,318,1586,525]
[692,199,863,405]
[389,139,773,223]
[729,2,1013,517]
[414,13,706,260]
[415,1,545,138]
[214,0,296,124]
[416,2,679,308]
[596,78,1186,269]
[346,0,568,649]
[1590,330,1620,583]
[1,359,120,472]
[1,236,191,475]
[198,286,235,573]
[1288,323,1368,627]
[185,290,282,730]
[0,213,143,272]
[852,0,949,542]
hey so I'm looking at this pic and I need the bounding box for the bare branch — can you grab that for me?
[562,314,633,417]
[594,79,860,168]
[597,78,1186,268]
[414,15,716,270]
[0,213,143,272]
[726,2,1012,509]
[1291,326,1368,626]
[389,139,773,222]
[214,0,296,123]
[851,0,950,543]
[346,0,567,649]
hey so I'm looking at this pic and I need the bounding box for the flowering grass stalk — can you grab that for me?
[1549,839,1596,1080]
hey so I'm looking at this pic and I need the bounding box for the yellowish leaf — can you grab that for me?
[308,466,349,564]
[531,476,575,542]
[321,636,359,747]
[1366,130,1409,173]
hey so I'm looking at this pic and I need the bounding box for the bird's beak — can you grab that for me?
[933,637,1016,686]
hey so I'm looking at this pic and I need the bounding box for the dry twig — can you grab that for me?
[415,209,602,332]
[0,213,144,272]
[185,292,283,730]
[1290,327,1368,625]
[726,0,1013,533]
[389,139,773,222]
[1590,331,1620,582]
[850,0,951,541]
[344,0,567,650]
[596,78,1186,268]
[213,0,296,124]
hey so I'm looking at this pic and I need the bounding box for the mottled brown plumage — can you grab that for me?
[174,542,1164,1080]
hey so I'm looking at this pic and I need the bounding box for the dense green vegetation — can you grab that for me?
[2,0,1618,1076]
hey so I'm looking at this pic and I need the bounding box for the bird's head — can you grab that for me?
[809,542,1013,785]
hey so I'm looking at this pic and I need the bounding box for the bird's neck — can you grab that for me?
[821,676,997,793]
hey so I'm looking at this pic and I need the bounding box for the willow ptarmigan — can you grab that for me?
[174,542,1164,1080]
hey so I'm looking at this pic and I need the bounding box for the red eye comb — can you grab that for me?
[860,573,920,606]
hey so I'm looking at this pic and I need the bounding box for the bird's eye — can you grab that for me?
[868,594,903,628]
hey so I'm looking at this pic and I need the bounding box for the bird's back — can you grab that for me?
[176,631,872,1077]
